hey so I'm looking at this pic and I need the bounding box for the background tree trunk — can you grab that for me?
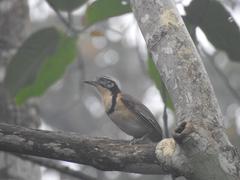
[0,0,40,179]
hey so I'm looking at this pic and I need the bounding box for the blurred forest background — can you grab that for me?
[0,0,240,180]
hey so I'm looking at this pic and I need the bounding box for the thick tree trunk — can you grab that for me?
[131,0,240,179]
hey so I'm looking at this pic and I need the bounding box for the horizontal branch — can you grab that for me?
[0,123,185,175]
[14,154,96,180]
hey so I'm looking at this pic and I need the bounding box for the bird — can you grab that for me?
[84,76,162,143]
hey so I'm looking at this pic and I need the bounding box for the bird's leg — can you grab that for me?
[129,133,150,145]
[129,138,140,145]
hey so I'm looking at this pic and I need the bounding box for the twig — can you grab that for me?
[67,11,73,27]
[51,6,90,36]
[162,85,169,138]
[162,86,173,180]
[13,154,96,180]
[53,7,76,33]
[77,55,86,94]
[205,52,240,104]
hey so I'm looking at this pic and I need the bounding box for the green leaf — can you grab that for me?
[84,0,131,26]
[46,0,87,12]
[4,27,76,105]
[147,55,174,111]
[5,28,59,97]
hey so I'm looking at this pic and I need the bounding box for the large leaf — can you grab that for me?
[46,0,87,12]
[5,28,59,97]
[84,0,131,26]
[4,27,76,104]
[147,55,174,110]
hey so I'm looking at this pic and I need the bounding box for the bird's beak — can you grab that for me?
[84,80,98,87]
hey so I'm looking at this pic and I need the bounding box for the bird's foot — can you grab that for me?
[129,135,149,145]
[129,138,142,145]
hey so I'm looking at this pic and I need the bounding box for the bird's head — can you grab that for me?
[84,76,120,96]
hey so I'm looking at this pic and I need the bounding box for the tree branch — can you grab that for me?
[50,5,90,36]
[209,53,240,104]
[0,123,190,176]
[130,0,240,179]
[13,154,96,180]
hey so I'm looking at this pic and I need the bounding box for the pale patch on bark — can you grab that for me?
[162,47,173,55]
[1,135,25,143]
[155,138,176,157]
[160,9,179,27]
[141,14,149,23]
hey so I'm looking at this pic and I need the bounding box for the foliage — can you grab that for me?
[4,27,76,104]
[46,0,87,12]
[4,0,134,105]
[84,0,131,26]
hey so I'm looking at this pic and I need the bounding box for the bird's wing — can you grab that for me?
[121,94,162,135]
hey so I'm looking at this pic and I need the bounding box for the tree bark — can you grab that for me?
[131,0,240,179]
[0,123,190,176]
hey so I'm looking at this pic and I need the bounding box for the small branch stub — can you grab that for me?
[155,138,191,178]
[173,121,194,143]
[156,138,176,158]
[171,121,240,180]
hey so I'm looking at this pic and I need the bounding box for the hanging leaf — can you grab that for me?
[46,0,87,12]
[84,0,131,26]
[147,55,174,111]
[4,27,76,105]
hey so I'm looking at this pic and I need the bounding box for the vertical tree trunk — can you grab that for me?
[131,0,240,179]
[0,0,41,179]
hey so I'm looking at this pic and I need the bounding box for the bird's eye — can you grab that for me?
[107,82,114,88]
[99,79,107,85]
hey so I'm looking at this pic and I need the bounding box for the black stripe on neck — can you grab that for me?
[107,92,118,115]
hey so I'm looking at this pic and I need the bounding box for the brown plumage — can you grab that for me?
[84,77,162,142]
